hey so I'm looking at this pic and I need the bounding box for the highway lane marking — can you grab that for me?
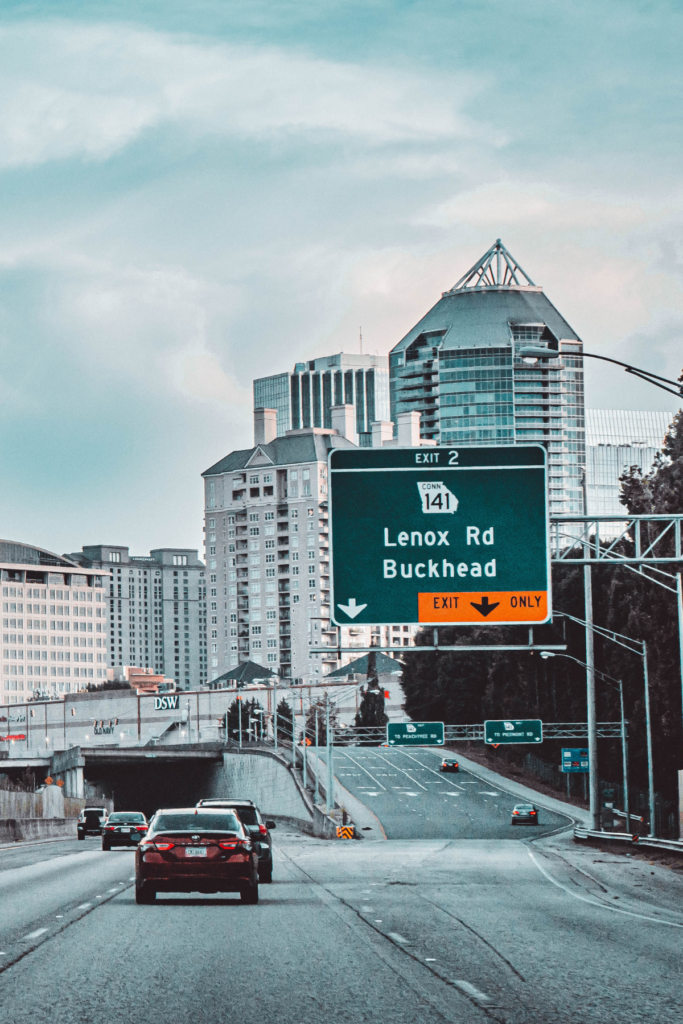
[76,903,91,910]
[527,849,683,929]
[337,751,388,791]
[453,980,491,1003]
[22,929,48,941]
[391,749,466,790]
[387,932,411,944]
[370,751,429,791]
[480,792,501,796]
[107,887,120,893]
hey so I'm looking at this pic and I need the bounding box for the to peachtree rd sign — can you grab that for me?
[387,722,444,746]
[329,445,550,626]
[484,719,543,744]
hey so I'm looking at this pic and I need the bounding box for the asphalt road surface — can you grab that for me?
[0,829,682,1024]
[316,745,571,838]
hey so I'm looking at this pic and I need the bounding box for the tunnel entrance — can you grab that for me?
[84,760,219,818]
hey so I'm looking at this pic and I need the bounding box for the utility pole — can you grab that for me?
[678,574,683,739]
[302,697,307,788]
[238,695,242,750]
[642,641,656,837]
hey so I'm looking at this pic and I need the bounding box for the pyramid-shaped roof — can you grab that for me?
[326,652,403,677]
[208,660,276,688]
[390,239,580,356]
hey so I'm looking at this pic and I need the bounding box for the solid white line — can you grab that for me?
[337,751,388,792]
[22,928,48,941]
[453,980,490,1002]
[527,849,683,929]
[371,751,428,791]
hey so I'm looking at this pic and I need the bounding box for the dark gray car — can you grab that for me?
[196,799,276,882]
[511,803,539,825]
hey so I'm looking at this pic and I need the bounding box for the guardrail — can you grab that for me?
[574,827,683,854]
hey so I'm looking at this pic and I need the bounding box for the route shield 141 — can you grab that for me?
[329,445,550,626]
[387,722,445,746]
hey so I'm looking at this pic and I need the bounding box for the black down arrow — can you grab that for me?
[470,596,500,617]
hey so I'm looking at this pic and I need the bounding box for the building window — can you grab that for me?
[249,513,259,522]
[302,469,311,496]
[109,552,121,563]
[173,555,188,566]
[290,471,298,498]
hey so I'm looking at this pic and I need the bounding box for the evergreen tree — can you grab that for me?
[276,698,293,742]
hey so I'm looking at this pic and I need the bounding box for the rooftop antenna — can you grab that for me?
[359,327,363,355]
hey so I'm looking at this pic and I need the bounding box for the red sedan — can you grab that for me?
[135,808,259,904]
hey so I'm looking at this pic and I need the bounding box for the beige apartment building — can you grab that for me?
[1,541,109,705]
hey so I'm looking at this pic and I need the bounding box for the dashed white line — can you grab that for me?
[336,751,388,791]
[76,903,91,910]
[107,887,120,893]
[22,928,48,941]
[453,980,491,1003]
[387,932,410,944]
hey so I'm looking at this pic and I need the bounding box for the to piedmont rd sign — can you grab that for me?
[484,719,543,744]
[329,445,550,626]
[387,722,445,746]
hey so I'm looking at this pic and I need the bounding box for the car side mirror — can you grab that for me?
[266,821,276,830]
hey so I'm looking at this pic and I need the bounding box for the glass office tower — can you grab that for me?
[254,353,390,446]
[389,240,586,514]
[586,409,674,515]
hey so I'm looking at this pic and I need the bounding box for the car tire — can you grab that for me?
[102,842,110,851]
[135,884,156,904]
[77,834,85,841]
[259,863,273,884]
[240,882,259,904]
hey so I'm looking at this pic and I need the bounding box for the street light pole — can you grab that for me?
[519,346,683,399]
[618,680,630,829]
[583,520,600,830]
[273,679,278,751]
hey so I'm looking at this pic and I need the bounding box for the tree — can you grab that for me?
[306,698,339,745]
[226,697,263,742]
[276,699,293,742]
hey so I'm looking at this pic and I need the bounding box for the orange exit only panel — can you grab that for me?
[418,591,549,624]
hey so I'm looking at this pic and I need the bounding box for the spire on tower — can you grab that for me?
[446,239,535,293]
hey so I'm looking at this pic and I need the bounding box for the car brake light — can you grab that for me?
[135,825,148,831]
[530,811,537,815]
[104,825,115,831]
[154,842,175,851]
[258,824,268,835]
[512,810,519,815]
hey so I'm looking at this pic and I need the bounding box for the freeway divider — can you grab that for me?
[574,827,683,855]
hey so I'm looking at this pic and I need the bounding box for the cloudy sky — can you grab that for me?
[1,0,681,556]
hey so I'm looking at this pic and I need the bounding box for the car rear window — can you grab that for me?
[109,813,145,822]
[515,805,534,810]
[230,807,259,825]
[153,813,241,833]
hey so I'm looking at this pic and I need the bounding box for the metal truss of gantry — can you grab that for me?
[329,722,624,746]
[446,238,536,292]
[550,514,683,565]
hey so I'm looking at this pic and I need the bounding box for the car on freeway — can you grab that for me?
[196,798,276,883]
[135,807,259,905]
[102,812,148,850]
[77,806,108,840]
[511,803,539,825]
[439,758,459,773]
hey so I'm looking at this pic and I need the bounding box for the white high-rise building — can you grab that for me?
[1,541,109,704]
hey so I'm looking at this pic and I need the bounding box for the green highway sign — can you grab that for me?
[484,719,543,744]
[329,445,550,626]
[387,721,445,746]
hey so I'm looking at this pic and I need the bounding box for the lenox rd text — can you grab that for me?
[383,526,495,547]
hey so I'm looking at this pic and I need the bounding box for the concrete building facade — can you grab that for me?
[586,409,675,515]
[69,546,207,691]
[389,239,587,514]
[1,541,109,705]
[253,352,390,446]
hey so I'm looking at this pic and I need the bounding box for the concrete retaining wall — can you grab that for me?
[0,787,85,819]
[206,751,313,826]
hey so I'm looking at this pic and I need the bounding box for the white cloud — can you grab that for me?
[0,22,486,168]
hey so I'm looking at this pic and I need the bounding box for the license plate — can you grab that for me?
[186,847,207,858]
[121,828,131,833]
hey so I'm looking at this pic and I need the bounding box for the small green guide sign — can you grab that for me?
[329,445,550,627]
[387,722,445,746]
[484,719,543,745]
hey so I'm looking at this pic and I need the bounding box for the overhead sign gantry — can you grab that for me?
[329,445,551,627]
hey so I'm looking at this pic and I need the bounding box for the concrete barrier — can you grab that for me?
[0,818,77,844]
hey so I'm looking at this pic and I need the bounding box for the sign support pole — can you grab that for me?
[618,680,630,831]
[584,550,600,830]
[642,641,656,837]
[677,573,683,750]
[273,680,278,752]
